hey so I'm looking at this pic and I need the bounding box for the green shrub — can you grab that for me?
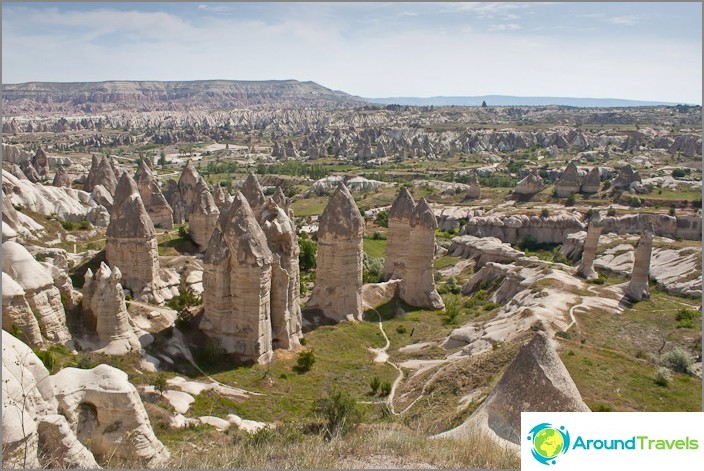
[374,210,389,228]
[152,373,168,393]
[565,195,576,206]
[78,220,91,230]
[379,380,392,397]
[541,208,550,218]
[313,389,362,439]
[35,350,56,372]
[483,302,500,311]
[372,230,386,240]
[362,254,384,283]
[61,220,76,231]
[299,239,317,272]
[299,337,307,346]
[177,225,190,240]
[441,297,462,325]
[654,367,672,387]
[591,403,614,412]
[75,353,98,370]
[606,207,616,217]
[671,168,686,179]
[295,349,316,373]
[369,376,381,395]
[395,324,407,335]
[660,347,693,374]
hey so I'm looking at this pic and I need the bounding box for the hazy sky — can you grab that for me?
[2,2,701,103]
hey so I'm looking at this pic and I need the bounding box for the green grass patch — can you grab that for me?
[363,237,387,258]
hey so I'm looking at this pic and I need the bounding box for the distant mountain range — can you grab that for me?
[366,95,687,108]
[2,80,693,113]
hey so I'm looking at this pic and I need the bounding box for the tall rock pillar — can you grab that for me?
[576,212,605,280]
[382,187,415,281]
[625,226,654,302]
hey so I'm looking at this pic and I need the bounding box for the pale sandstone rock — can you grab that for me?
[260,200,303,349]
[52,365,170,467]
[85,154,118,196]
[32,147,50,177]
[212,184,233,211]
[612,164,642,189]
[82,263,141,355]
[52,165,72,188]
[37,414,101,469]
[625,227,655,301]
[580,167,601,194]
[177,160,205,217]
[240,172,267,215]
[555,161,581,197]
[106,173,163,303]
[2,241,71,345]
[576,212,605,280]
[2,272,44,348]
[513,170,544,196]
[382,187,415,281]
[201,192,274,363]
[188,187,220,250]
[447,235,524,268]
[466,172,481,199]
[272,186,291,215]
[307,183,365,322]
[362,279,402,311]
[135,159,174,229]
[91,184,114,210]
[400,198,444,310]
[438,332,589,447]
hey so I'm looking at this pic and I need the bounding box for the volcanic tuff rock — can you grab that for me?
[201,192,274,363]
[580,166,601,193]
[135,159,174,229]
[447,235,525,268]
[177,160,205,217]
[554,161,581,197]
[162,179,186,224]
[383,187,416,281]
[82,263,141,355]
[400,198,445,310]
[240,173,267,215]
[2,271,44,348]
[85,154,118,196]
[260,200,303,349]
[625,227,655,302]
[213,184,233,211]
[106,173,163,303]
[272,186,292,216]
[612,164,642,189]
[51,165,71,188]
[513,170,544,196]
[307,183,365,322]
[52,364,170,466]
[466,172,481,199]
[460,212,586,245]
[2,241,71,346]
[32,147,50,177]
[188,187,220,250]
[576,212,605,280]
[438,332,589,447]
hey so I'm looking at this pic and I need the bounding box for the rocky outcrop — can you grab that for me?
[447,235,524,268]
[51,165,71,188]
[2,272,44,348]
[21,161,41,183]
[625,227,654,302]
[400,198,444,310]
[82,263,141,355]
[260,200,303,349]
[201,193,274,363]
[177,160,204,217]
[162,179,186,224]
[438,332,589,446]
[106,173,163,303]
[465,172,481,199]
[461,212,585,245]
[2,241,71,346]
[188,187,220,250]
[52,364,170,466]
[213,185,233,211]
[91,184,114,210]
[85,154,118,196]
[240,173,267,215]
[135,159,174,229]
[310,175,388,195]
[513,170,544,197]
[612,164,641,189]
[576,213,605,280]
[32,147,50,177]
[272,187,291,215]
[307,183,365,322]
[555,161,581,197]
[580,167,601,194]
[382,187,415,281]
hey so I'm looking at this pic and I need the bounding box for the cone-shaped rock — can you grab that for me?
[201,192,274,364]
[272,187,291,216]
[612,164,642,189]
[580,167,601,194]
[2,271,44,348]
[82,263,141,355]
[625,226,654,301]
[382,187,416,281]
[189,187,220,250]
[212,185,233,211]
[106,173,162,302]
[240,173,267,215]
[400,198,444,310]
[307,183,365,322]
[555,161,581,197]
[260,200,303,349]
[514,170,544,196]
[2,241,71,345]
[21,160,41,183]
[85,154,118,196]
[32,147,49,177]
[577,212,605,280]
[52,165,71,188]
[177,160,205,217]
[466,172,481,199]
[438,332,589,446]
[135,159,174,229]
[162,179,186,224]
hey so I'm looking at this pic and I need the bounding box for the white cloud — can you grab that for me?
[489,23,521,31]
[605,15,639,26]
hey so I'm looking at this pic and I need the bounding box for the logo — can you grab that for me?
[527,423,571,465]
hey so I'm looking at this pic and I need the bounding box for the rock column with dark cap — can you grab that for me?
[307,183,365,322]
[576,212,605,280]
[400,198,445,310]
[382,187,415,281]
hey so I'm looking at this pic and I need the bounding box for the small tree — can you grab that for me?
[369,376,381,395]
[295,349,316,373]
[299,239,317,272]
[380,380,392,396]
[374,210,389,228]
[313,389,363,439]
[481,100,488,108]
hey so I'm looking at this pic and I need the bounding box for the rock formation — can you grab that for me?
[201,192,274,363]
[272,186,291,216]
[212,185,233,211]
[162,179,186,224]
[177,160,205,216]
[91,184,114,210]
[135,159,174,229]
[580,167,601,194]
[105,173,163,303]
[240,173,267,215]
[188,187,220,250]
[625,226,654,301]
[461,213,585,245]
[555,161,581,197]
[465,172,481,199]
[612,164,642,189]
[307,183,365,322]
[382,187,416,281]
[2,272,44,348]
[51,165,71,188]
[438,332,590,446]
[82,263,141,355]
[400,198,445,310]
[260,200,303,349]
[21,160,41,183]
[2,241,71,346]
[32,147,50,177]
[513,170,544,197]
[576,212,605,280]
[447,235,524,268]
[52,364,170,466]
[85,154,118,196]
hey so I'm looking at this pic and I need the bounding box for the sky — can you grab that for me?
[2,2,701,103]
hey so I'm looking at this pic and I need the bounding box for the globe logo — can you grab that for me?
[527,423,571,465]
